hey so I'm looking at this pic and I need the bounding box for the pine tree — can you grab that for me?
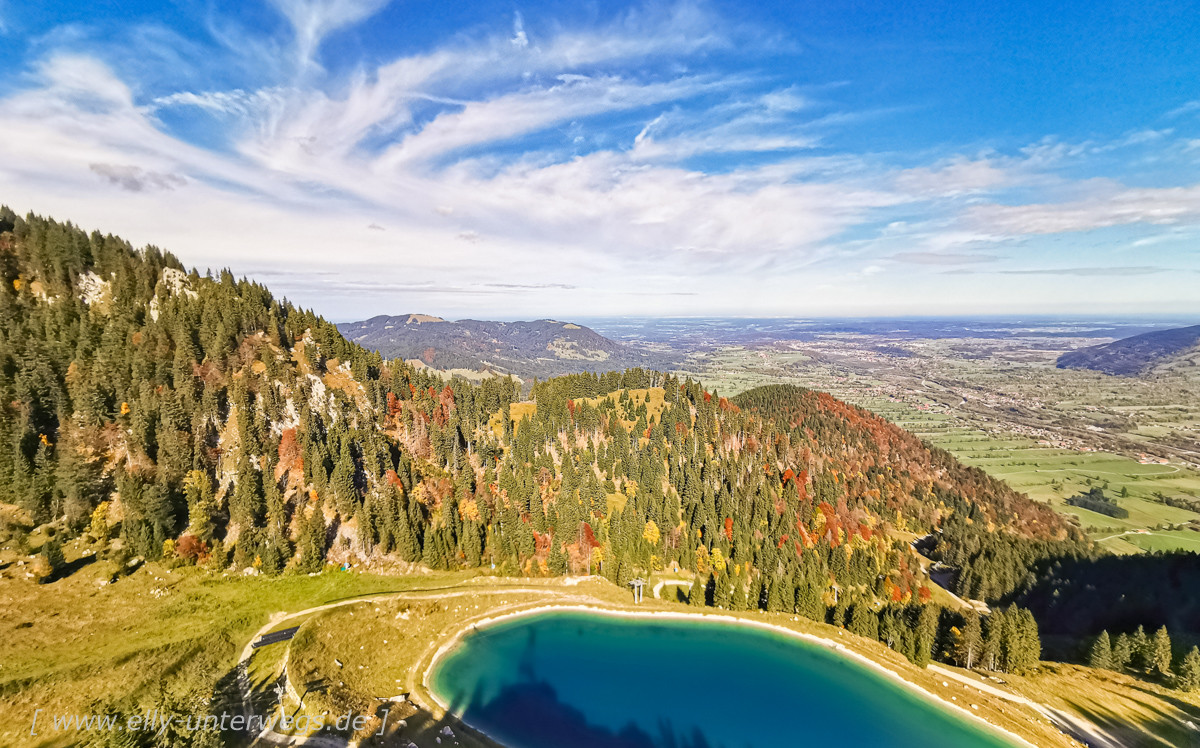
[688,578,706,607]
[1151,626,1173,678]
[548,541,567,576]
[713,569,732,608]
[37,538,65,583]
[731,577,749,611]
[1088,631,1113,670]
[1131,625,1150,670]
[983,608,1005,671]
[796,582,824,622]
[183,470,216,542]
[849,604,879,641]
[766,576,788,613]
[1003,607,1040,675]
[912,604,939,668]
[958,612,983,670]
[829,594,849,628]
[1179,646,1200,692]
[297,508,327,573]
[1112,632,1133,671]
[395,486,423,562]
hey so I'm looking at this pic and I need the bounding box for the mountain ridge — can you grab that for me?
[339,313,673,380]
[1057,324,1200,376]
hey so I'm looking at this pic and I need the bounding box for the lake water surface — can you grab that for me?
[429,610,1018,748]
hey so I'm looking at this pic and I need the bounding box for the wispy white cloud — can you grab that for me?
[951,266,1170,277]
[378,74,718,168]
[890,251,1000,265]
[2,3,1198,318]
[629,90,820,161]
[266,0,392,72]
[151,88,290,118]
[966,184,1200,236]
[511,11,529,49]
[1167,100,1200,118]
[892,156,1015,197]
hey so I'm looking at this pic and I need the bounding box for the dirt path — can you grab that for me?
[1032,465,1181,477]
[929,665,1123,748]
[238,581,571,747]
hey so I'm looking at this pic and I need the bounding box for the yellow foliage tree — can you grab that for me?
[642,520,660,546]
[460,499,481,522]
[709,546,727,573]
[90,501,109,541]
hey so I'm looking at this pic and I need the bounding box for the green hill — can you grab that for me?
[339,313,672,380]
[1057,324,1200,376]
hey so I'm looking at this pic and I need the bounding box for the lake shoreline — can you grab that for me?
[421,603,1041,748]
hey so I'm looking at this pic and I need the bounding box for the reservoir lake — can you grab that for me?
[429,609,1018,748]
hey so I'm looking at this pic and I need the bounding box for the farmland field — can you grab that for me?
[687,346,1200,554]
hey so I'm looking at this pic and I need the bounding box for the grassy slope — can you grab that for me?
[0,534,473,748]
[6,540,1198,748]
[281,575,1200,748]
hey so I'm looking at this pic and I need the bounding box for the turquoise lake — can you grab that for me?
[429,610,1018,748]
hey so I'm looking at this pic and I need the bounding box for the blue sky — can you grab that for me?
[0,0,1198,320]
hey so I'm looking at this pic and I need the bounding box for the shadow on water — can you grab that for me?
[460,679,718,748]
[448,621,722,748]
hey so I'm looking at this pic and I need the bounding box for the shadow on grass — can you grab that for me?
[1059,694,1200,748]
[41,553,97,583]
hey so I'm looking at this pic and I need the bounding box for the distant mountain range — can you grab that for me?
[1057,324,1200,376]
[338,314,675,380]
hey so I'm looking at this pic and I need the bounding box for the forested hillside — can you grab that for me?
[2,208,1092,671]
[0,207,507,572]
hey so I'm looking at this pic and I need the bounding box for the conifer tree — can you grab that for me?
[1088,631,1113,670]
[1131,625,1150,670]
[713,569,731,608]
[830,592,849,629]
[1179,646,1200,692]
[983,608,1005,671]
[796,582,825,622]
[1151,626,1173,677]
[958,612,983,670]
[731,577,749,611]
[37,538,64,583]
[183,470,216,542]
[548,541,567,576]
[1112,632,1133,671]
[913,604,939,668]
[688,579,706,607]
[1002,607,1040,675]
[297,508,327,573]
[849,603,879,641]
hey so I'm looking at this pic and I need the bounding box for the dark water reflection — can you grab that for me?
[431,611,1015,748]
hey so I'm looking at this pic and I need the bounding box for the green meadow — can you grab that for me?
[855,399,1200,554]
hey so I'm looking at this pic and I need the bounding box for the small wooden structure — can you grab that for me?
[629,578,646,604]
